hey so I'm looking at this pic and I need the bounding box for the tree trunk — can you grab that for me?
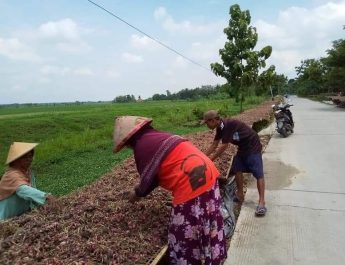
[240,92,243,112]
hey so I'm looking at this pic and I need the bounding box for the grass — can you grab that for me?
[0,96,266,196]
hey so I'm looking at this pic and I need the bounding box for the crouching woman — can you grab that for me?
[113,116,227,265]
[0,142,52,220]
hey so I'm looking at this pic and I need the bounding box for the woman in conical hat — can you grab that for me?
[0,142,53,220]
[113,116,227,265]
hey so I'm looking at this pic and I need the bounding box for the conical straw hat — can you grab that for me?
[6,142,38,165]
[113,116,152,153]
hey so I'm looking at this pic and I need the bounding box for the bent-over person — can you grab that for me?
[113,116,227,265]
[202,110,267,217]
[0,142,52,220]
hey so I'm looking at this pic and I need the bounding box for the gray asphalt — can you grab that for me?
[224,97,345,265]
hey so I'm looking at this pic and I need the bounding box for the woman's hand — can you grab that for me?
[127,190,141,203]
[121,190,141,203]
[46,195,57,206]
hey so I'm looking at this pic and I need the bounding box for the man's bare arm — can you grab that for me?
[205,140,220,156]
[210,143,229,161]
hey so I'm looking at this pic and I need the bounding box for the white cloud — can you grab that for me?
[163,69,174,77]
[10,85,24,93]
[172,56,188,69]
[38,18,92,54]
[73,67,94,76]
[256,20,300,50]
[0,37,41,62]
[121,52,143,63]
[189,35,226,62]
[40,65,94,76]
[268,50,302,75]
[130,34,150,47]
[105,68,121,79]
[153,7,224,35]
[38,18,80,41]
[277,3,345,38]
[130,34,158,50]
[38,77,52,84]
[254,1,345,77]
[40,65,71,76]
[154,7,167,20]
[56,41,91,54]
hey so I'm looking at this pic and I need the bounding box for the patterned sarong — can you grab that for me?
[168,181,227,265]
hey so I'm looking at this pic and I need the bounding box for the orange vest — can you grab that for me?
[158,141,219,205]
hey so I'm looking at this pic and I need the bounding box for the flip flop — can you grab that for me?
[255,206,267,217]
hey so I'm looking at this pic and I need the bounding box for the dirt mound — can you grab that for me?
[0,101,274,265]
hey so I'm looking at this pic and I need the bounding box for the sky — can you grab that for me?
[0,0,344,104]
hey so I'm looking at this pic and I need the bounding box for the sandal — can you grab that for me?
[255,206,267,217]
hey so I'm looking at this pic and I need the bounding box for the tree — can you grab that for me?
[256,66,288,98]
[257,65,276,97]
[323,37,345,93]
[113,94,136,103]
[151,93,167,100]
[273,74,289,95]
[326,39,345,68]
[294,59,327,95]
[211,4,272,111]
[295,59,326,81]
[291,27,345,95]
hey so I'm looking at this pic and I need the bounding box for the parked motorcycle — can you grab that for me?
[272,103,294,137]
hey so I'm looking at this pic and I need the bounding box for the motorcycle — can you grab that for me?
[272,103,294,137]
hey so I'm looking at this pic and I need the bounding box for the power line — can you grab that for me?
[86,0,213,73]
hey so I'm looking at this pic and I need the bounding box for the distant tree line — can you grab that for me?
[150,85,228,101]
[112,85,229,103]
[0,101,108,108]
[112,95,136,103]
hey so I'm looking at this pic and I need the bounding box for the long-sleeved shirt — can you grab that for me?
[0,177,47,220]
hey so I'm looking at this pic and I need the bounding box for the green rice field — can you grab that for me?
[0,97,266,196]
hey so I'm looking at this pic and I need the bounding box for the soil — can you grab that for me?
[330,96,345,107]
[0,101,275,265]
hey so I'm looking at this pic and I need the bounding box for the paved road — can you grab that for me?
[224,97,345,265]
